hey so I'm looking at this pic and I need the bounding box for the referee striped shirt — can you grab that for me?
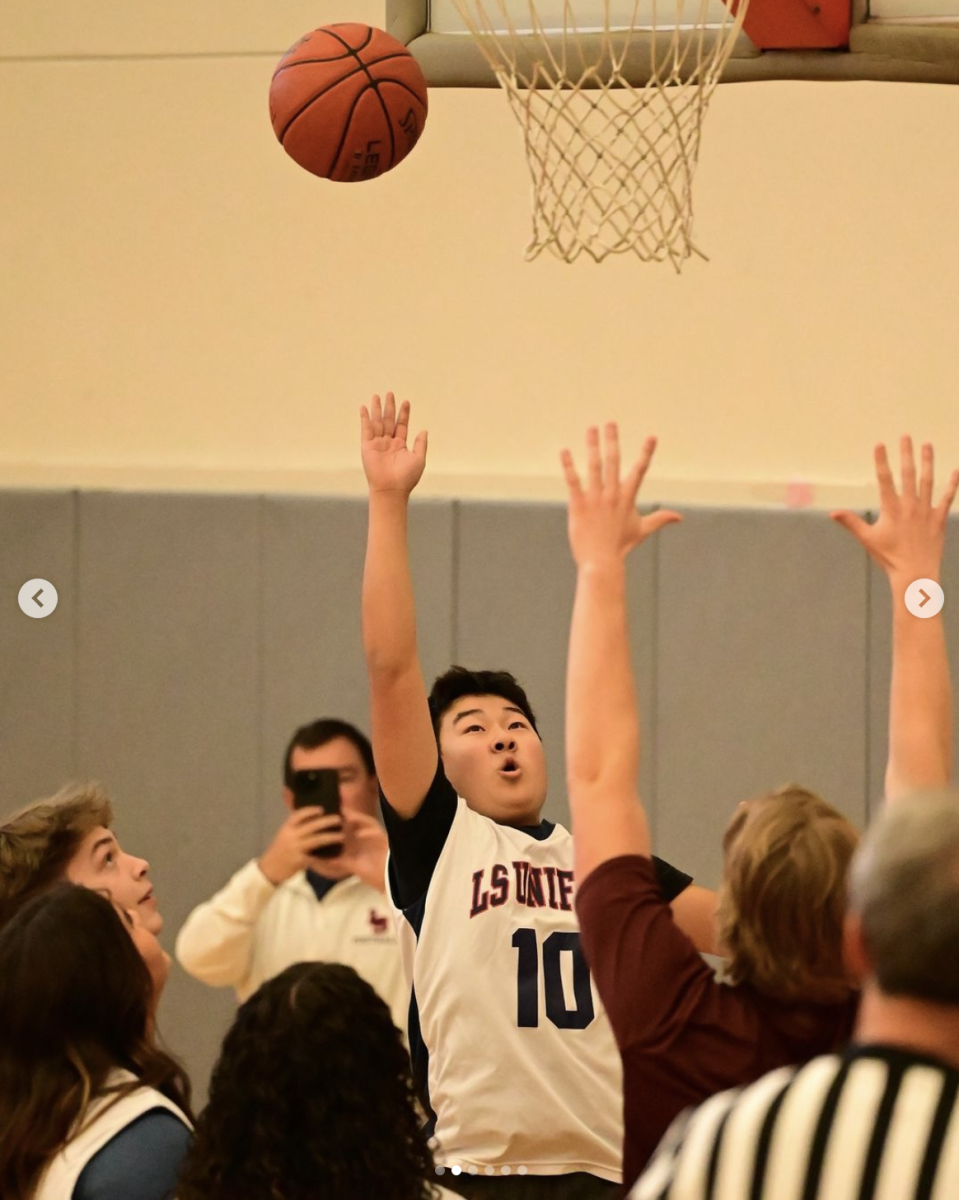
[631,1045,959,1200]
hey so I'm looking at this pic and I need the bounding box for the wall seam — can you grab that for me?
[255,496,267,853]
[449,499,461,663]
[71,489,81,778]
[863,515,874,824]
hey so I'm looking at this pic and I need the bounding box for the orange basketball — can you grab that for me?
[269,24,429,183]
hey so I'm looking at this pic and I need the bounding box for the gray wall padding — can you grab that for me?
[656,510,869,886]
[1,492,77,802]
[3,490,957,1099]
[868,535,959,824]
[74,493,263,1105]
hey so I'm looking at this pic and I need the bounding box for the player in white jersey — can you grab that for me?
[360,393,719,1198]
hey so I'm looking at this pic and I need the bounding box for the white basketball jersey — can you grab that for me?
[34,1069,191,1199]
[390,798,622,1182]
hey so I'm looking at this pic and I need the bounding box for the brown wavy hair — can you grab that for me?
[0,784,113,928]
[178,962,439,1200]
[0,884,193,1198]
[715,786,859,1003]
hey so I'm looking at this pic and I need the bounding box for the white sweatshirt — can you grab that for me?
[175,859,408,1031]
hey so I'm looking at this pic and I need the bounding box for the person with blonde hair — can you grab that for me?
[0,784,161,932]
[560,429,957,1190]
[633,791,959,1199]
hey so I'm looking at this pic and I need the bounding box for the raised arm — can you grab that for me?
[832,438,959,803]
[562,424,681,885]
[360,393,438,818]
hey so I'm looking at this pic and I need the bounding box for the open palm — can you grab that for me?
[561,424,681,567]
[831,438,959,578]
[360,391,428,495]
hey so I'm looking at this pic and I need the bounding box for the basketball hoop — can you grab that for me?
[451,1,751,267]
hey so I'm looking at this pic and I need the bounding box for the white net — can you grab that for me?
[452,1,752,267]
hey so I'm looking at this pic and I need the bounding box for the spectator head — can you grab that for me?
[846,790,959,1005]
[716,785,859,1003]
[178,961,440,1200]
[281,719,378,819]
[0,785,160,933]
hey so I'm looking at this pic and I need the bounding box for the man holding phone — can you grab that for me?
[176,719,407,1030]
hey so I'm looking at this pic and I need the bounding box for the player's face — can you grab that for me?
[438,695,547,826]
[66,827,162,934]
[284,737,379,819]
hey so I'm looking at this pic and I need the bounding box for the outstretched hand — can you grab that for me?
[360,391,428,495]
[560,424,681,568]
[831,437,959,580]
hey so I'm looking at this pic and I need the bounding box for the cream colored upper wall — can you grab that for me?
[2,2,958,506]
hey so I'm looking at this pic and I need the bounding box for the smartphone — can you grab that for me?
[291,768,342,859]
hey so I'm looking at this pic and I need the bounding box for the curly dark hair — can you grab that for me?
[428,666,540,739]
[178,962,441,1200]
[0,884,192,1198]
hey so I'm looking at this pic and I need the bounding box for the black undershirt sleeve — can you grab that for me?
[652,856,693,902]
[380,761,458,910]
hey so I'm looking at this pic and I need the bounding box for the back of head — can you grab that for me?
[428,665,539,738]
[0,884,188,1198]
[717,786,859,1003]
[849,791,959,1005]
[0,785,113,928]
[179,962,438,1200]
[282,717,375,786]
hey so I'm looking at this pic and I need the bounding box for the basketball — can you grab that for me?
[269,24,429,183]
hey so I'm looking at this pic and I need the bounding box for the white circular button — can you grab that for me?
[904,578,944,619]
[18,578,59,618]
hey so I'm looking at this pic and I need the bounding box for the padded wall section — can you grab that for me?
[259,495,455,839]
[867,515,959,819]
[453,502,658,833]
[75,493,261,1103]
[656,511,869,888]
[0,491,77,806]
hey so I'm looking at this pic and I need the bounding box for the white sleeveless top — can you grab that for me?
[35,1069,191,1199]
[390,798,623,1181]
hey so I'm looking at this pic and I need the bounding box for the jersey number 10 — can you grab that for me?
[512,928,595,1030]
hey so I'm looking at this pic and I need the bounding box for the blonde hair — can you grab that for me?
[0,785,113,927]
[715,785,859,1003]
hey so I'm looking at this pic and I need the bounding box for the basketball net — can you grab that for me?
[452,1,751,267]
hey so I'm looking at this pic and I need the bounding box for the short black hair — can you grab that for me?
[282,719,374,788]
[428,667,540,740]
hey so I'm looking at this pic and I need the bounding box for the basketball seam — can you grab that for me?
[323,27,400,177]
[327,84,393,182]
[272,48,407,78]
[277,55,420,145]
